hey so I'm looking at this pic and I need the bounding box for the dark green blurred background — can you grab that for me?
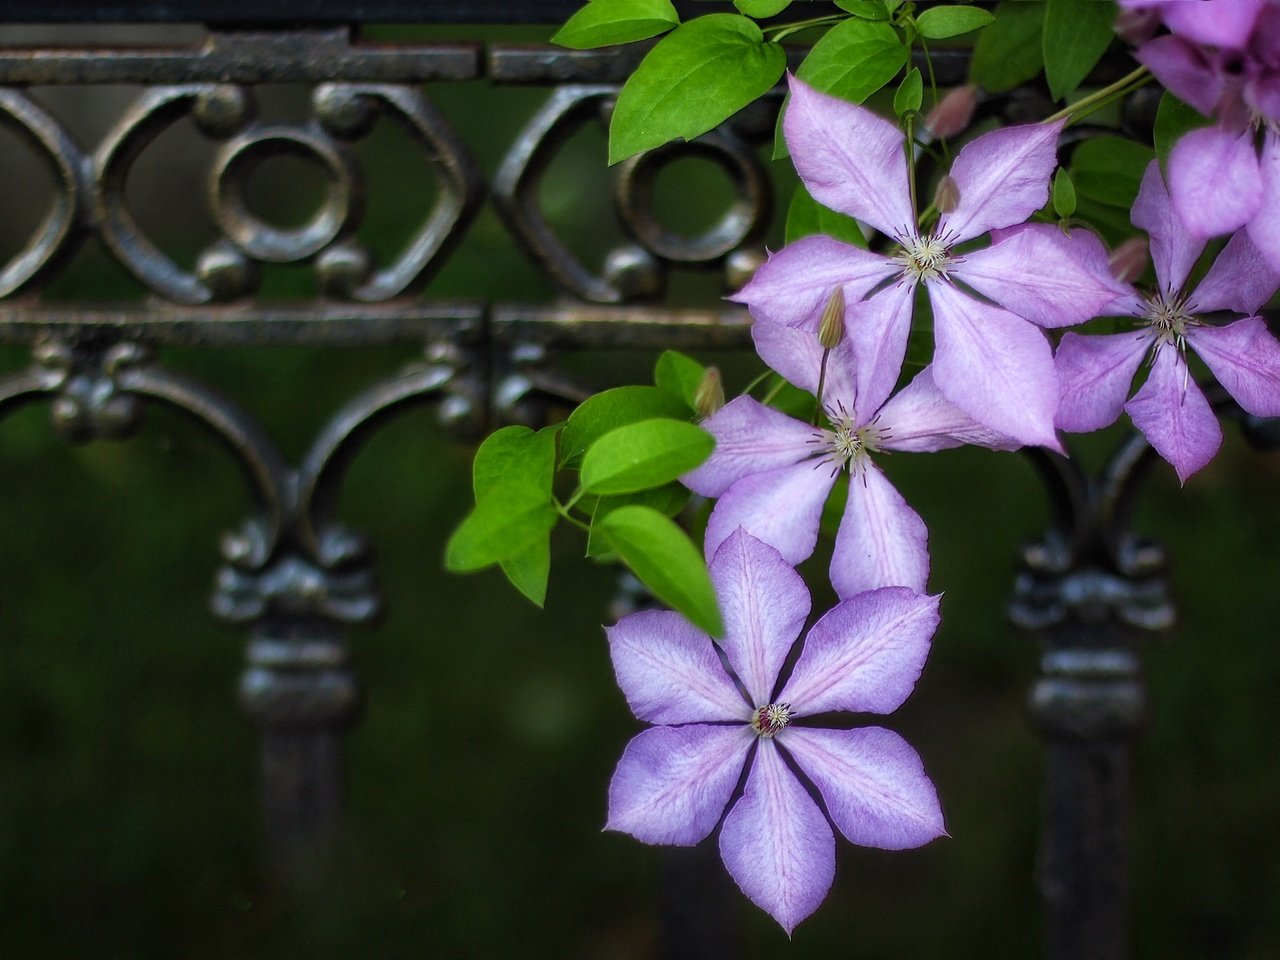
[0,23,1278,960]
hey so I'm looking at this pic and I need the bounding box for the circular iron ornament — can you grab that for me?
[614,131,769,263]
[212,124,361,263]
[95,84,256,304]
[0,89,89,298]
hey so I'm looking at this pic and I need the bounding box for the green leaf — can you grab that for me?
[1154,92,1212,168]
[561,385,691,467]
[785,183,868,246]
[1074,196,1138,246]
[969,0,1044,94]
[795,17,909,104]
[1070,136,1155,208]
[580,418,714,495]
[472,425,558,499]
[733,0,791,17]
[609,14,786,165]
[445,481,558,573]
[916,5,995,39]
[469,425,560,605]
[586,483,691,556]
[1043,0,1116,101]
[552,0,680,50]
[894,66,923,117]
[654,350,706,408]
[597,505,723,636]
[1052,168,1077,219]
[834,0,889,19]
[497,539,551,607]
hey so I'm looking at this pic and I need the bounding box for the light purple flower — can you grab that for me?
[683,322,1017,599]
[605,528,945,935]
[731,77,1124,448]
[1056,160,1280,482]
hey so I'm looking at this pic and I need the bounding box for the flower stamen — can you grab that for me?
[1142,291,1199,351]
[896,232,954,283]
[815,404,882,477]
[750,702,792,738]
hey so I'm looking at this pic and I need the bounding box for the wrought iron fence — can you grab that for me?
[1,2,1277,957]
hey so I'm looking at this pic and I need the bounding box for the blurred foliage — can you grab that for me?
[0,21,1277,960]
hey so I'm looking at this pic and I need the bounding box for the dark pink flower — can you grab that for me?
[1123,1,1280,264]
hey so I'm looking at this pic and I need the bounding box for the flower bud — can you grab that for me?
[817,286,846,349]
[694,366,725,418]
[933,175,961,214]
[1108,235,1149,283]
[924,84,978,140]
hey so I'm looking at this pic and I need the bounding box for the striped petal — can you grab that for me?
[607,724,753,845]
[718,739,834,936]
[711,528,811,707]
[782,727,946,850]
[607,609,748,724]
[780,587,940,716]
[831,463,930,599]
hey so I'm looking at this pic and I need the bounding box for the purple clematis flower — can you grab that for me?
[1122,0,1280,264]
[731,77,1124,448]
[605,528,945,935]
[683,322,1017,599]
[1056,160,1280,482]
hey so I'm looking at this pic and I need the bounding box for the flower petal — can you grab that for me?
[719,739,834,936]
[607,609,748,724]
[1054,331,1152,433]
[1191,228,1280,315]
[936,120,1063,244]
[779,586,940,716]
[1132,159,1206,295]
[751,315,857,404]
[1125,343,1222,484]
[876,365,1022,452]
[1133,35,1223,116]
[929,280,1062,449]
[1187,317,1280,417]
[607,724,753,846]
[952,224,1136,328]
[681,396,816,498]
[782,727,946,850]
[1163,0,1264,48]
[1168,127,1263,240]
[703,459,837,566]
[1246,132,1280,273]
[729,235,897,330]
[841,280,917,420]
[711,528,812,707]
[830,463,930,600]
[784,76,913,238]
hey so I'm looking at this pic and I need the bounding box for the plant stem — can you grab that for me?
[554,497,592,533]
[1043,66,1151,125]
[740,368,773,398]
[766,13,845,42]
[812,348,831,425]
